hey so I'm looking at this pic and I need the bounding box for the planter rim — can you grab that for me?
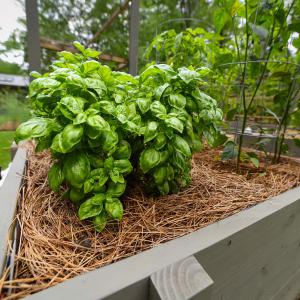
[1,148,300,300]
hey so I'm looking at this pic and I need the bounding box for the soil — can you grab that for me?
[1,147,300,299]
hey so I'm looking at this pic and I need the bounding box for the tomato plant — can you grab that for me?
[15,42,225,231]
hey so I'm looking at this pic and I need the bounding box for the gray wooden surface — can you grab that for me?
[150,256,213,300]
[0,148,26,274]
[129,0,139,75]
[23,185,300,300]
[25,0,41,74]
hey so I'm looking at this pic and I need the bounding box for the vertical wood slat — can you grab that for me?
[25,0,41,74]
[149,256,213,300]
[129,0,139,75]
[0,148,27,274]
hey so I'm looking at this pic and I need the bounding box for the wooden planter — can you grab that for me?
[1,148,300,300]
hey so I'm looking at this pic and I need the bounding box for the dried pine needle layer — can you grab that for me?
[1,148,300,299]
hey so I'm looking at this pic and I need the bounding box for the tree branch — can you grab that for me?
[87,0,131,46]
[40,37,128,64]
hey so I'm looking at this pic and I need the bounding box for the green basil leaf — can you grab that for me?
[113,140,131,159]
[15,118,59,143]
[172,151,186,171]
[78,198,103,220]
[109,169,125,183]
[168,94,186,109]
[84,178,94,194]
[60,96,85,116]
[102,130,119,153]
[69,187,84,203]
[29,77,61,96]
[139,148,161,173]
[165,117,184,133]
[114,159,133,175]
[105,199,123,220]
[90,168,109,187]
[104,157,115,170]
[35,136,53,152]
[150,101,167,119]
[178,67,201,84]
[87,115,110,131]
[87,154,104,168]
[155,83,171,100]
[158,181,169,195]
[144,121,159,143]
[51,124,83,153]
[90,193,106,205]
[82,60,99,74]
[137,98,151,114]
[48,163,64,192]
[106,181,126,197]
[63,151,90,188]
[172,135,191,158]
[153,166,167,184]
[93,211,108,232]
[73,41,85,53]
[154,133,167,150]
[167,165,174,181]
[73,112,87,125]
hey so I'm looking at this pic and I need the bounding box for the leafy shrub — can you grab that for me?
[15,42,225,231]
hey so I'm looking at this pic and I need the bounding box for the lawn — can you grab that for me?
[0,131,15,169]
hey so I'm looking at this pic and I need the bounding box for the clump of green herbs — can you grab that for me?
[15,42,225,232]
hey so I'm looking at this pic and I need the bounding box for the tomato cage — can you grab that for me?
[204,60,300,161]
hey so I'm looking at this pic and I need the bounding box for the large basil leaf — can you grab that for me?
[172,135,191,158]
[178,67,201,84]
[165,117,184,133]
[102,130,119,153]
[51,124,83,153]
[93,211,108,232]
[106,181,126,197]
[153,166,167,185]
[113,140,131,159]
[168,94,186,109]
[139,148,161,173]
[15,118,60,143]
[59,96,85,119]
[48,163,64,192]
[63,151,90,188]
[137,98,151,114]
[79,197,104,220]
[144,121,159,143]
[87,115,110,131]
[114,159,133,174]
[150,101,167,119]
[105,198,123,221]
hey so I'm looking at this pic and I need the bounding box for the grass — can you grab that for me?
[0,131,15,169]
[0,90,30,126]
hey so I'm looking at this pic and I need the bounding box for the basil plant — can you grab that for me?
[16,42,225,232]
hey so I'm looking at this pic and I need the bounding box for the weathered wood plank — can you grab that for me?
[24,186,300,300]
[149,256,213,300]
[0,148,26,274]
[195,195,300,300]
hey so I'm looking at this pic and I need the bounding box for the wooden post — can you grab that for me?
[25,0,41,74]
[129,0,139,76]
[149,256,213,300]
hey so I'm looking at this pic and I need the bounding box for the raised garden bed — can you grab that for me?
[0,145,300,299]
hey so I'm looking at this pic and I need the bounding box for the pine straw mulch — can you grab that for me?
[1,148,300,299]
